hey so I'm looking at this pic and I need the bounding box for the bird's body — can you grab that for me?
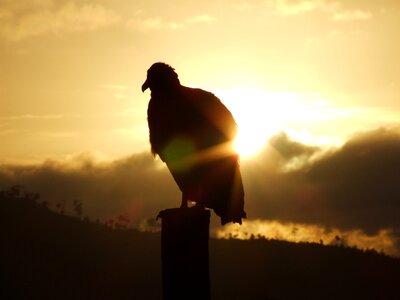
[143,63,246,225]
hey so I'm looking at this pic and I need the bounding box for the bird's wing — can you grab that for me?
[184,87,238,142]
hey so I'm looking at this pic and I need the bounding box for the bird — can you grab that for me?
[142,62,246,225]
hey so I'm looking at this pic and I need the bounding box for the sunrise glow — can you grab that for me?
[2,0,400,264]
[218,88,336,157]
[216,88,284,157]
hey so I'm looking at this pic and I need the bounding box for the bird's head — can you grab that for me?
[142,62,180,93]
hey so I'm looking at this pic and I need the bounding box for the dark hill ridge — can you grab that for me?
[1,189,399,299]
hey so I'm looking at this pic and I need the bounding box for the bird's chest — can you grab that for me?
[149,100,202,164]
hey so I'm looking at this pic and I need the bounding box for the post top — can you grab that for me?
[157,207,210,221]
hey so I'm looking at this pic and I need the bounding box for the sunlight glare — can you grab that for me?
[217,88,296,157]
[216,88,349,157]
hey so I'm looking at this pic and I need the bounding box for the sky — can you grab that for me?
[1,0,400,255]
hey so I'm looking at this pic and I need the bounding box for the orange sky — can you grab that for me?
[1,0,400,256]
[1,0,400,163]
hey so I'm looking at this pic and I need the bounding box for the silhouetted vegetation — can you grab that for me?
[1,186,399,299]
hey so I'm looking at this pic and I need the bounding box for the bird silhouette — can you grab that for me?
[143,62,246,225]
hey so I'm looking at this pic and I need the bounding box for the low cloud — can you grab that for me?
[245,127,400,235]
[268,132,320,171]
[215,220,400,257]
[0,152,180,224]
[1,127,400,254]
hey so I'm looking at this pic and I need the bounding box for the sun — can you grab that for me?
[233,128,267,157]
[214,87,348,158]
[216,88,294,158]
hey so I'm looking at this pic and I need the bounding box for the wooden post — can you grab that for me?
[158,208,211,300]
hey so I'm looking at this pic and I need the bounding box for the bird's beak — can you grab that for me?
[141,79,149,92]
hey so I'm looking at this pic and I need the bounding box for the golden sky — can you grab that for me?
[1,0,399,163]
[1,0,400,255]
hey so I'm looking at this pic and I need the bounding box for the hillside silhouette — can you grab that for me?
[1,187,399,299]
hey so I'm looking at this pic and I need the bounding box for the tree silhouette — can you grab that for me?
[72,199,83,218]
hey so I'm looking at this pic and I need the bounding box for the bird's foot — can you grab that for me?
[193,202,205,210]
[180,200,188,209]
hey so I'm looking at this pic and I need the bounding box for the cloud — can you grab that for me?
[126,16,184,31]
[0,0,120,41]
[1,127,400,254]
[245,127,400,234]
[215,220,400,256]
[0,152,179,223]
[231,2,256,11]
[127,17,163,31]
[265,131,323,172]
[267,0,373,21]
[270,0,316,15]
[126,14,217,32]
[303,128,400,230]
[0,114,78,121]
[333,9,372,22]
[269,132,318,161]
[0,129,29,136]
[267,0,338,16]
[186,14,218,24]
[35,131,80,138]
[100,84,131,91]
